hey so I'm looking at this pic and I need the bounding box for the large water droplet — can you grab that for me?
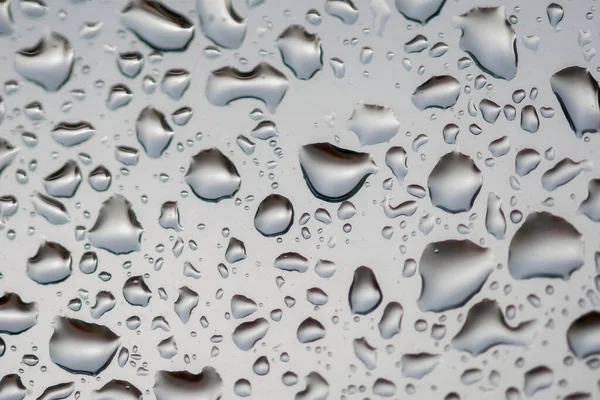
[232,318,269,351]
[15,32,74,91]
[348,266,383,315]
[196,0,246,49]
[136,106,174,158]
[184,148,241,202]
[454,7,517,80]
[254,194,294,237]
[395,0,445,24]
[428,151,483,213]
[550,66,600,137]
[121,0,194,51]
[49,317,121,375]
[418,240,495,312]
[277,25,323,80]
[88,195,144,255]
[206,63,289,113]
[153,367,223,400]
[0,293,38,334]
[26,241,72,284]
[452,299,537,355]
[299,143,378,202]
[51,121,96,147]
[43,160,82,198]
[347,103,400,145]
[567,311,600,359]
[412,75,460,110]
[508,212,584,279]
[93,380,142,400]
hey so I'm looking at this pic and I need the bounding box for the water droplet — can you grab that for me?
[15,32,74,91]
[508,212,584,279]
[185,148,241,202]
[121,0,194,51]
[452,299,536,355]
[454,7,517,80]
[418,240,495,312]
[349,266,382,315]
[299,143,378,202]
[206,63,289,113]
[49,317,121,375]
[136,106,174,158]
[348,103,400,146]
[88,195,144,254]
[428,151,483,213]
[277,25,323,80]
[412,75,460,110]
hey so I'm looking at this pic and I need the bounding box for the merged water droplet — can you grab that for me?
[452,299,537,355]
[153,367,222,400]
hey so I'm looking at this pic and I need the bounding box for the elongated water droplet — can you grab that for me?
[277,25,323,80]
[26,241,71,284]
[412,75,460,110]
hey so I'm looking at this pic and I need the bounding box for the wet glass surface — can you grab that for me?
[0,0,600,398]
